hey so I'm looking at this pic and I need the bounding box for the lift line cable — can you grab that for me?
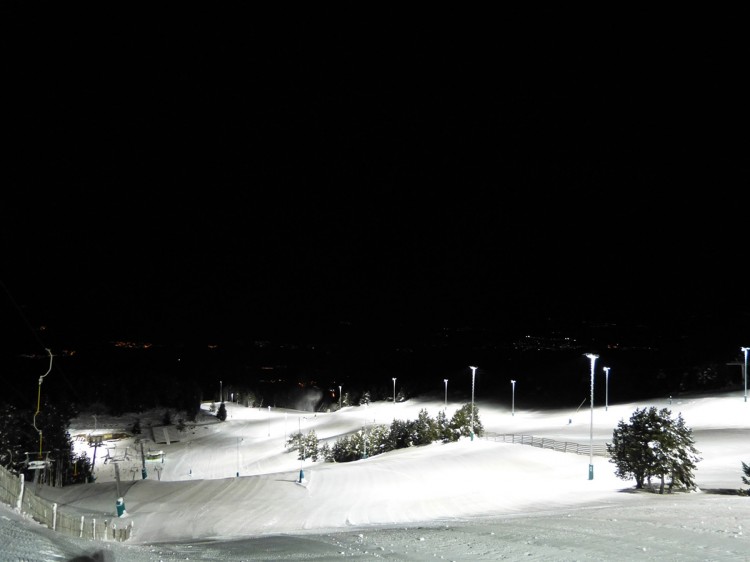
[1,278,83,402]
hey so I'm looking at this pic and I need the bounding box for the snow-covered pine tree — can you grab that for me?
[435,409,454,442]
[387,418,410,449]
[607,406,701,493]
[303,430,319,461]
[412,408,438,445]
[449,403,484,439]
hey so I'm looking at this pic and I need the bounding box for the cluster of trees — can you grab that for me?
[0,400,92,486]
[283,404,484,464]
[282,403,748,495]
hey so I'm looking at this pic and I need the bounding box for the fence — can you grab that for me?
[0,464,132,541]
[483,432,610,457]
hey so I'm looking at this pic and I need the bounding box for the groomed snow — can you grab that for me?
[2,391,748,561]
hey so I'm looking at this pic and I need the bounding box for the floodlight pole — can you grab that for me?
[510,379,516,416]
[220,380,223,403]
[603,367,610,411]
[339,385,342,410]
[236,437,242,477]
[469,366,477,441]
[585,353,599,480]
[742,348,749,403]
[392,378,397,404]
[298,416,306,483]
[444,379,448,409]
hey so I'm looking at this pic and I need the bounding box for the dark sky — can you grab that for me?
[3,9,749,353]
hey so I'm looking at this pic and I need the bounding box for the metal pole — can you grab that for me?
[114,462,121,498]
[220,380,223,403]
[603,367,610,411]
[267,406,271,437]
[444,379,448,409]
[742,348,749,403]
[140,440,147,480]
[298,416,304,483]
[469,366,477,441]
[510,380,516,416]
[339,385,342,410]
[585,354,598,480]
[236,437,241,477]
[392,378,397,404]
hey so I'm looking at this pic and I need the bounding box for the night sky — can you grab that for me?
[3,10,748,373]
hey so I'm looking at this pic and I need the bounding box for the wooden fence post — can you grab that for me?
[16,472,24,512]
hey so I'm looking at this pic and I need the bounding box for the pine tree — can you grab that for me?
[285,431,303,454]
[607,407,701,493]
[303,430,320,462]
[319,442,332,462]
[330,436,355,462]
[387,418,410,449]
[367,424,389,456]
[412,408,438,445]
[741,461,750,493]
[216,402,227,421]
[435,409,455,443]
[287,430,320,461]
[449,403,484,439]
[657,412,700,493]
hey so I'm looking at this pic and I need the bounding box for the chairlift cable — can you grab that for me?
[2,279,82,401]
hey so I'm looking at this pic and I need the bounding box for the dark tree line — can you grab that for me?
[0,399,92,486]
